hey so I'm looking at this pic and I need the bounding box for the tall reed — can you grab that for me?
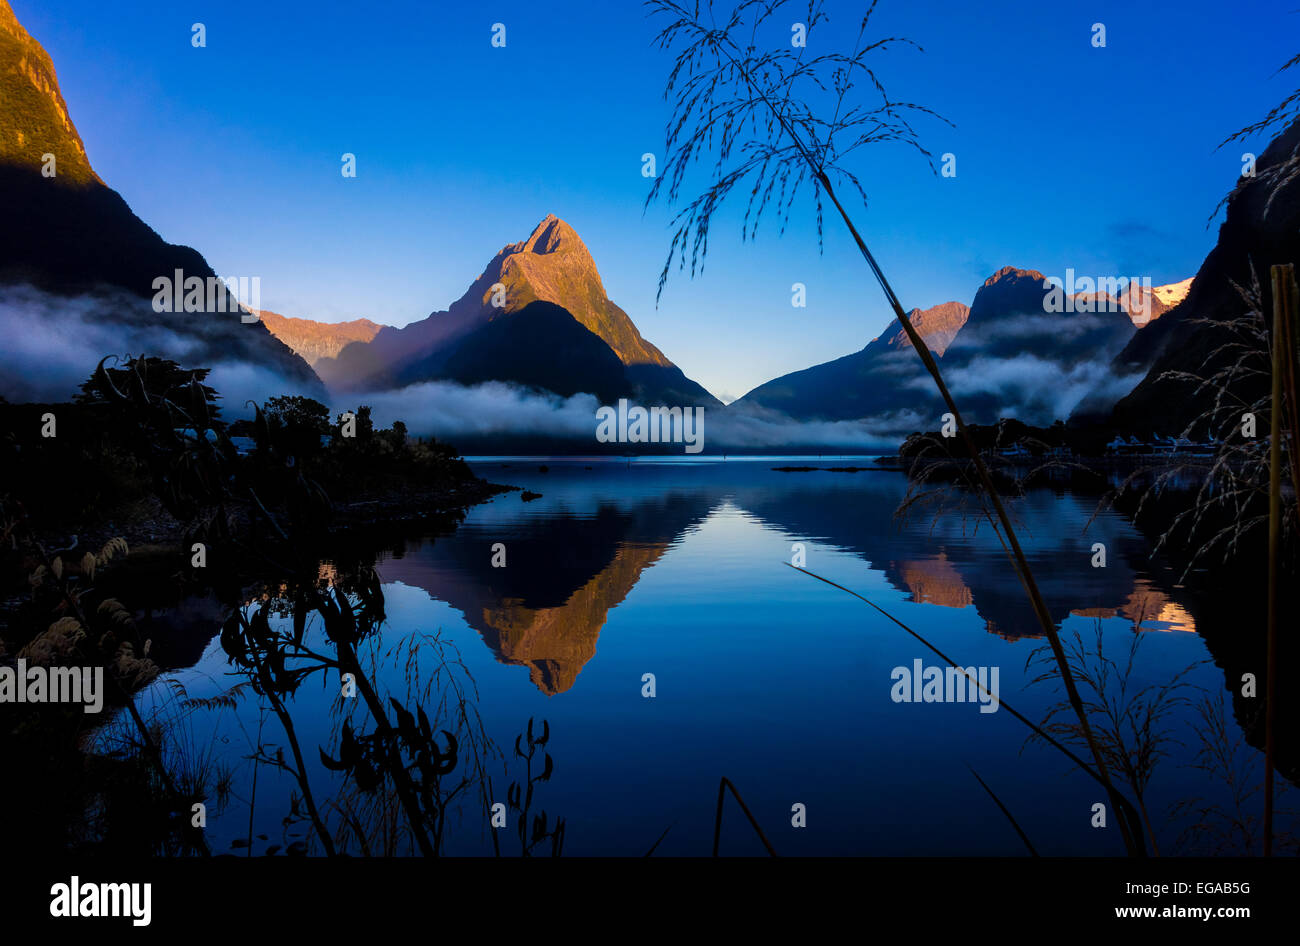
[646,0,1140,854]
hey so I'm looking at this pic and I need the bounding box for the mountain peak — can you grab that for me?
[889,301,970,357]
[983,265,1047,287]
[968,266,1055,325]
[495,214,589,261]
[476,216,673,368]
[518,214,581,256]
[0,0,322,399]
[319,216,719,406]
[1152,276,1193,309]
[0,0,101,186]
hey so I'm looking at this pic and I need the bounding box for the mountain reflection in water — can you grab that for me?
[379,490,713,694]
[144,456,1246,856]
[377,459,1196,697]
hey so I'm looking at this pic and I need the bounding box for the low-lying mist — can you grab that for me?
[0,283,938,453]
[354,381,922,453]
[0,283,314,408]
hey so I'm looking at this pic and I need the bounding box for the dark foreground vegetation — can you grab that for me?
[0,355,570,856]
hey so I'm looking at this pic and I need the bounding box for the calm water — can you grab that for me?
[130,456,1241,856]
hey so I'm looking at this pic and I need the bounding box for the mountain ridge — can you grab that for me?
[0,0,323,400]
[1103,117,1300,437]
[313,215,720,407]
[0,0,99,187]
[253,310,384,366]
[733,262,1182,428]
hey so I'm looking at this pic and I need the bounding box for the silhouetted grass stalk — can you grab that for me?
[246,710,264,856]
[787,563,1148,851]
[235,608,337,856]
[1026,619,1204,857]
[644,0,1138,854]
[324,604,437,857]
[257,652,336,856]
[713,776,777,856]
[815,138,1143,856]
[967,764,1038,856]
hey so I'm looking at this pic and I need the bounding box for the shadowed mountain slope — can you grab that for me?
[0,0,321,397]
[734,301,969,423]
[737,265,1139,427]
[1104,118,1300,437]
[316,215,719,407]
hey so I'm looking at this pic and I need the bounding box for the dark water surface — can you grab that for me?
[130,456,1243,856]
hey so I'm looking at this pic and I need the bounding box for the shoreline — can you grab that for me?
[16,475,520,592]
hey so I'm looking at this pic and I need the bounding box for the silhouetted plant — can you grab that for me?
[80,356,240,536]
[74,354,474,563]
[3,354,491,856]
[646,0,946,296]
[321,629,499,857]
[1223,50,1300,148]
[91,674,244,854]
[646,0,1140,854]
[1170,690,1300,854]
[1026,621,1204,855]
[713,776,777,856]
[216,571,508,856]
[0,502,208,855]
[222,601,339,855]
[1214,50,1300,223]
[1104,272,1298,582]
[787,562,1149,851]
[505,717,565,857]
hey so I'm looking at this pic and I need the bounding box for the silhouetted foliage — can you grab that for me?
[1,350,495,855]
[504,717,565,856]
[645,0,947,299]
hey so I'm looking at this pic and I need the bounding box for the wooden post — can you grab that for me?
[1265,263,1294,856]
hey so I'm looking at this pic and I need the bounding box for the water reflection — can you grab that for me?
[370,461,1198,700]
[141,457,1263,855]
[733,477,1198,639]
[378,490,719,693]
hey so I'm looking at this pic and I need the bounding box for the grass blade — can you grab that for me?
[967,764,1039,856]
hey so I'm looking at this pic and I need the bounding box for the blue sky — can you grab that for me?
[14,0,1296,401]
